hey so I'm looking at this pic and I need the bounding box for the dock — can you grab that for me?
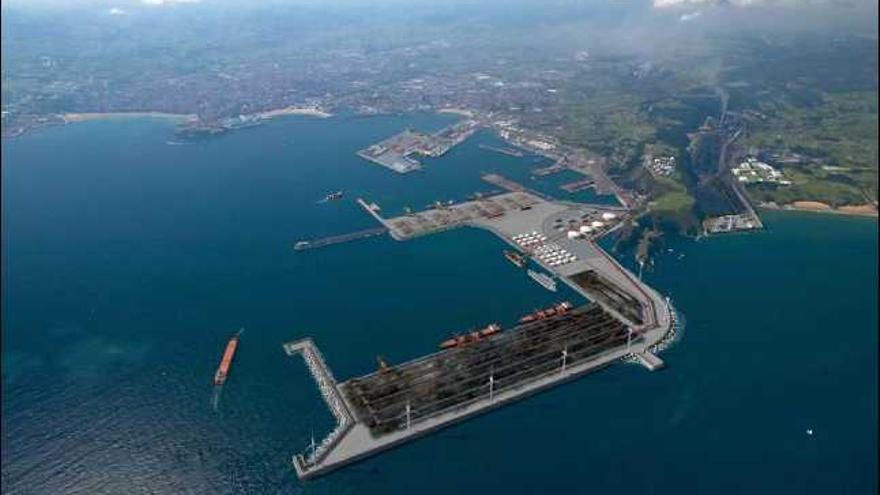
[288,191,675,480]
[294,227,388,251]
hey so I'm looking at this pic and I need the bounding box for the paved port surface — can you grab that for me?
[357,120,477,174]
[287,191,674,480]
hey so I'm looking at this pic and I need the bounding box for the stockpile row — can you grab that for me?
[343,304,630,436]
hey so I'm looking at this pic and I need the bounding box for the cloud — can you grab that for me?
[141,0,201,5]
[654,0,850,7]
[679,10,702,20]
[108,6,126,14]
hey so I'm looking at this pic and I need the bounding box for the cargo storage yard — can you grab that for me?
[286,190,676,480]
[341,303,630,436]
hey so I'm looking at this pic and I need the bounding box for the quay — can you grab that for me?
[293,227,388,251]
[289,191,675,479]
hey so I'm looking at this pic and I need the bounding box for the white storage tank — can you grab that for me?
[601,212,617,221]
[591,221,604,228]
[579,225,593,234]
[567,230,581,239]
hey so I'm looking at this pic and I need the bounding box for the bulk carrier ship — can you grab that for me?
[518,301,572,323]
[503,250,527,268]
[439,323,502,349]
[214,328,244,386]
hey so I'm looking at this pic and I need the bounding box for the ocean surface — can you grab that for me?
[2,114,876,494]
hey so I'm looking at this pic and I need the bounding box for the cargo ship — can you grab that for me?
[504,250,527,268]
[214,328,244,386]
[527,269,557,292]
[440,323,502,349]
[518,301,572,323]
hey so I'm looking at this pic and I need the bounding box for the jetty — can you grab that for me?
[532,163,566,176]
[478,144,525,157]
[294,227,388,251]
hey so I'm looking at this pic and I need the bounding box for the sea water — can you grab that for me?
[2,115,876,493]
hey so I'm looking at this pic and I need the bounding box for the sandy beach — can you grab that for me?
[257,107,333,119]
[760,201,878,217]
[436,108,475,118]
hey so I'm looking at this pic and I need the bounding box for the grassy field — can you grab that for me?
[742,91,877,205]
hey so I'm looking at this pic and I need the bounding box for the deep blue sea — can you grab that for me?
[2,114,877,494]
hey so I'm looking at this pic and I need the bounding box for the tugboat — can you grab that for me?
[504,250,527,268]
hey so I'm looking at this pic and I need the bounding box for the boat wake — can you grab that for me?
[211,386,222,412]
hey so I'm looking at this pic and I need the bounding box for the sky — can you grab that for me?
[0,0,876,42]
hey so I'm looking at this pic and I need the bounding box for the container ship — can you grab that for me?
[527,269,557,292]
[214,328,244,386]
[518,302,572,323]
[440,323,502,349]
[504,250,527,268]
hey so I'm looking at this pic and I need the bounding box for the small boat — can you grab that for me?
[528,269,557,292]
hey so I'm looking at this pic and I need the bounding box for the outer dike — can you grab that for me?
[288,192,675,480]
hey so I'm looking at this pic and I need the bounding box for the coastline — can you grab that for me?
[759,201,878,218]
[62,112,198,123]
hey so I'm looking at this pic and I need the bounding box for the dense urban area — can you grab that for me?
[2,1,877,257]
